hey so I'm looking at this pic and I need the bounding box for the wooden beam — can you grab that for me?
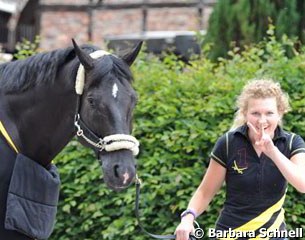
[38,1,216,12]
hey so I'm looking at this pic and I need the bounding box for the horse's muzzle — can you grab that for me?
[99,150,136,191]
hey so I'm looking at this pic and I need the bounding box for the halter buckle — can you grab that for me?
[96,139,106,151]
[77,129,83,136]
[135,174,142,185]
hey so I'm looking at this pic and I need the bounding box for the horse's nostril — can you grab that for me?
[114,165,120,178]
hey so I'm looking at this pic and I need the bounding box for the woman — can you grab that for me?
[175,79,305,240]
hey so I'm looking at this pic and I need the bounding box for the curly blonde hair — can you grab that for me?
[231,79,290,130]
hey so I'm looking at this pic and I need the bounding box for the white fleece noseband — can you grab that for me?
[103,134,140,156]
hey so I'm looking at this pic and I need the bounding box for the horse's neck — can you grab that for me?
[3,76,77,166]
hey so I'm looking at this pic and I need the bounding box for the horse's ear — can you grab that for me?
[122,41,143,66]
[72,39,94,70]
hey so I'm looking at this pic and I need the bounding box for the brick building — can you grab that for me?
[0,0,215,52]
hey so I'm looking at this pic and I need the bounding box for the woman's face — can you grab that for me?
[244,97,281,139]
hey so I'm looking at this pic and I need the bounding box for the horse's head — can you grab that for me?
[72,40,142,191]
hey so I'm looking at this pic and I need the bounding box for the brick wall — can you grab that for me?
[39,0,213,50]
[40,11,89,50]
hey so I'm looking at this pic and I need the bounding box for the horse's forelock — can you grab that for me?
[112,56,133,83]
[90,55,133,84]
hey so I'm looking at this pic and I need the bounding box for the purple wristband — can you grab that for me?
[180,209,196,219]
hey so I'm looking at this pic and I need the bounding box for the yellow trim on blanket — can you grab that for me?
[0,121,19,153]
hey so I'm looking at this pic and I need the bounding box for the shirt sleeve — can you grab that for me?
[210,133,228,168]
[289,134,305,158]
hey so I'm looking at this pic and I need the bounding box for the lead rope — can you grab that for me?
[135,175,198,240]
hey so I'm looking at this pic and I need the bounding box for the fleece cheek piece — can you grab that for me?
[75,50,112,95]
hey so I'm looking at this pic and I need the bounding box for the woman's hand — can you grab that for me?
[175,215,195,240]
[247,122,276,156]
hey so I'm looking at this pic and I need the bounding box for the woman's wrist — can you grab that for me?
[181,209,197,220]
[266,145,281,160]
[181,213,195,223]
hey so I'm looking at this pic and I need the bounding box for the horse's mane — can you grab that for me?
[0,44,132,94]
[0,47,77,93]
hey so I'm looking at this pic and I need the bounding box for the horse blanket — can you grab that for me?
[0,122,60,240]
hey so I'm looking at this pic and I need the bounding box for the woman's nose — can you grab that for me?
[258,115,267,124]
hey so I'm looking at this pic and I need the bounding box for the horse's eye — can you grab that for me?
[87,97,95,107]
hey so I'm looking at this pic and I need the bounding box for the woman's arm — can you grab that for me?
[175,159,226,240]
[268,150,305,193]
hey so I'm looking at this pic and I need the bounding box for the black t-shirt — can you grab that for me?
[210,124,305,239]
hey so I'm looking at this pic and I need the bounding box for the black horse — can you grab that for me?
[0,40,142,239]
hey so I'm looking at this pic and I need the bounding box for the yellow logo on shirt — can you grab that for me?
[232,160,248,174]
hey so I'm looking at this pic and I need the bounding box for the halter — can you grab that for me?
[74,50,139,155]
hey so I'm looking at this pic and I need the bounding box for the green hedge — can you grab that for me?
[50,32,305,240]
